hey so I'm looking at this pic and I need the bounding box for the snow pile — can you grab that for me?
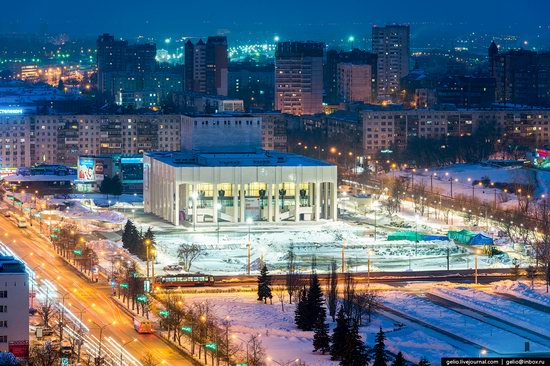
[493,281,550,308]
[431,286,550,336]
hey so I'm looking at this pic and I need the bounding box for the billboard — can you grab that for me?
[78,157,96,182]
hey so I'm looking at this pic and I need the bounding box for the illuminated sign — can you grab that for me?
[0,109,23,115]
[78,157,96,182]
[533,148,550,170]
[121,157,143,164]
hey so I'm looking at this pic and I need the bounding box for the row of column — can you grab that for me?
[179,182,337,224]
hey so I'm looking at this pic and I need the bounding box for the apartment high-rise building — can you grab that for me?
[372,24,410,101]
[96,33,128,93]
[185,37,228,96]
[96,34,157,97]
[489,43,550,106]
[324,48,377,104]
[206,36,229,96]
[185,39,207,93]
[275,41,324,115]
[337,63,373,103]
[0,257,28,357]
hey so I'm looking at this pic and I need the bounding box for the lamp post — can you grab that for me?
[151,247,156,287]
[246,217,253,275]
[89,320,115,364]
[69,303,86,362]
[267,356,301,366]
[145,239,151,280]
[29,262,44,309]
[216,203,222,245]
[120,338,137,366]
[367,250,373,288]
[58,291,71,350]
[474,249,481,285]
[430,172,437,193]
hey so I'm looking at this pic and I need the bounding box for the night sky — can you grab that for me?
[2,0,550,42]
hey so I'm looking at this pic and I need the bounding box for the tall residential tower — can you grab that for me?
[275,41,324,115]
[372,24,410,101]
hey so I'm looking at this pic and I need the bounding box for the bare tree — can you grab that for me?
[275,286,286,312]
[285,245,300,304]
[342,270,356,319]
[28,343,60,366]
[325,260,338,322]
[177,243,203,272]
[38,294,56,328]
[140,352,160,366]
[352,290,381,325]
[247,334,266,366]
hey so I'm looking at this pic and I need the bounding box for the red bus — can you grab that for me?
[133,317,154,334]
[154,274,214,288]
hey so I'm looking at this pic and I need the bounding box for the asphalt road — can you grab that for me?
[0,216,194,366]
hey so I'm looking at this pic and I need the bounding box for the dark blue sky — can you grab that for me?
[2,0,549,43]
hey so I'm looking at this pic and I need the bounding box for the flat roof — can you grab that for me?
[146,149,334,168]
[0,256,26,273]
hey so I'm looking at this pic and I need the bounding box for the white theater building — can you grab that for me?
[143,149,338,226]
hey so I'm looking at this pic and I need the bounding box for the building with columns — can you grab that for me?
[143,149,337,226]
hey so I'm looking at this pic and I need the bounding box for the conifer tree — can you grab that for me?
[392,352,406,366]
[373,327,388,366]
[307,270,324,330]
[330,306,350,361]
[122,220,136,252]
[312,307,330,354]
[340,320,369,366]
[294,287,309,330]
[257,263,273,303]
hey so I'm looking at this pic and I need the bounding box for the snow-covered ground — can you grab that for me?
[393,163,550,208]
[430,286,550,337]
[178,290,469,365]
[381,291,550,355]
[492,281,550,308]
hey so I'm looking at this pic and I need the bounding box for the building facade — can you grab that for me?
[361,107,550,154]
[337,63,373,103]
[180,113,262,151]
[144,150,337,225]
[275,41,324,115]
[372,25,410,101]
[489,44,550,106]
[0,257,28,357]
[185,37,229,96]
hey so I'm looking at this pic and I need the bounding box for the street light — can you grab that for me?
[267,356,301,366]
[246,217,253,275]
[145,239,151,279]
[120,338,137,366]
[474,249,482,285]
[88,320,116,364]
[367,249,373,288]
[216,203,222,245]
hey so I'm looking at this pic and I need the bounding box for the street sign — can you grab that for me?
[144,280,150,292]
[50,234,58,239]
[73,250,82,255]
[204,343,217,351]
[235,364,248,366]
[23,207,31,211]
[181,326,192,333]
[52,227,61,232]
[159,310,169,317]
[136,295,147,303]
[120,283,129,289]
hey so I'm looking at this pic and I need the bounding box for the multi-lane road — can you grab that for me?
[0,216,194,365]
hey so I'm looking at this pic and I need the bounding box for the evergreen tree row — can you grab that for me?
[122,220,156,260]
